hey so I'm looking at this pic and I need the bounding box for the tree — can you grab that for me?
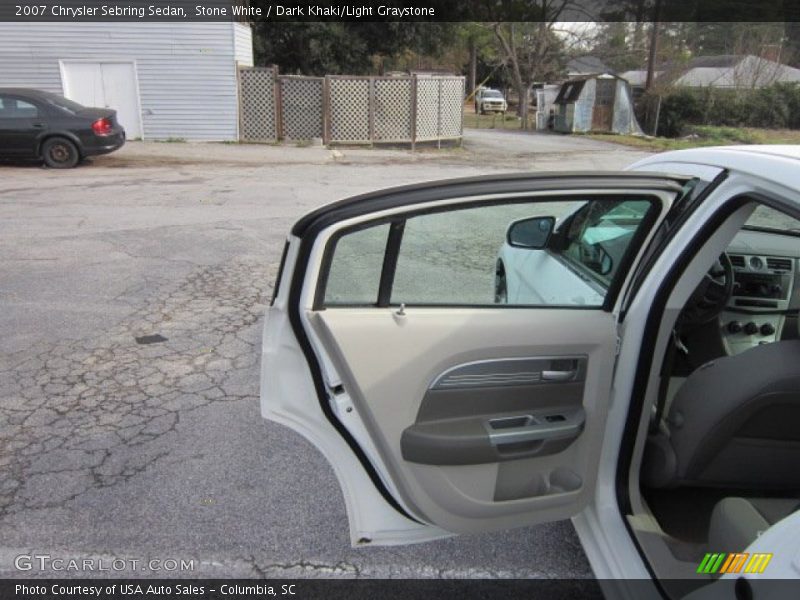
[455,23,497,96]
[252,22,458,76]
[590,22,642,72]
[489,12,584,129]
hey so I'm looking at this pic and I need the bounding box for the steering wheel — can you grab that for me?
[678,253,734,327]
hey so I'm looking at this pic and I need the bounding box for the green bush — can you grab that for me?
[651,82,800,137]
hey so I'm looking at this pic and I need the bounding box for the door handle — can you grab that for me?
[541,369,576,382]
[485,408,585,446]
[32,122,45,128]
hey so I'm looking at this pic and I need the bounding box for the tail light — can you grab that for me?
[92,118,113,136]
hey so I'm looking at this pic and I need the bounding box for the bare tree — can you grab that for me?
[730,24,787,89]
[488,5,595,129]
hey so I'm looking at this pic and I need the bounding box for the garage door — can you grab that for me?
[61,61,143,139]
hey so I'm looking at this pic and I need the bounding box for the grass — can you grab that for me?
[587,126,800,151]
[464,111,535,131]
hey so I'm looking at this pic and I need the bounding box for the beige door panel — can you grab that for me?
[310,307,617,534]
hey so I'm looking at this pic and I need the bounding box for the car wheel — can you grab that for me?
[494,263,508,304]
[41,137,80,169]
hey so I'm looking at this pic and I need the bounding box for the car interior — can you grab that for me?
[629,200,800,595]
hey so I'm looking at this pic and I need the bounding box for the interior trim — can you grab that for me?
[617,191,800,597]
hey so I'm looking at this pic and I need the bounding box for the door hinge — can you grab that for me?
[615,335,622,356]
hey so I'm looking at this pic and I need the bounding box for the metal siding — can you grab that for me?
[573,78,595,132]
[611,79,642,135]
[0,22,241,140]
[233,23,254,67]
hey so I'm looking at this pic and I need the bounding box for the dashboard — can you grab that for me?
[720,229,800,355]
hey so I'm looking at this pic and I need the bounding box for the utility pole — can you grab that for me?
[645,0,661,91]
[645,0,662,135]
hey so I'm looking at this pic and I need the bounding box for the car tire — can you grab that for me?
[41,137,80,169]
[494,263,508,304]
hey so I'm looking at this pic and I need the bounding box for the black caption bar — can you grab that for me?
[2,0,800,22]
[5,579,605,600]
[5,579,800,600]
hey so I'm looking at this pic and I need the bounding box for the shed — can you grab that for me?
[0,22,253,141]
[553,73,642,135]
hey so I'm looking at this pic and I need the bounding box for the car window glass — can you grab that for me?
[562,199,651,287]
[0,97,39,119]
[324,224,389,305]
[745,205,800,234]
[321,196,657,308]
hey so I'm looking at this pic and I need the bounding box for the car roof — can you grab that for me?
[637,145,800,194]
[0,88,55,98]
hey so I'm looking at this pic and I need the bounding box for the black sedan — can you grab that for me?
[0,88,125,168]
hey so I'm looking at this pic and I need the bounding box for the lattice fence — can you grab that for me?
[238,69,464,145]
[279,76,324,140]
[415,78,441,141]
[439,78,465,138]
[373,78,413,142]
[329,77,371,143]
[239,67,277,142]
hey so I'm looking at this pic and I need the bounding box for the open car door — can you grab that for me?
[262,173,686,546]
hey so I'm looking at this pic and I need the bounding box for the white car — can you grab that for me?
[261,147,800,598]
[475,88,507,114]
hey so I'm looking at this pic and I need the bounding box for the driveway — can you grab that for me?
[0,130,649,579]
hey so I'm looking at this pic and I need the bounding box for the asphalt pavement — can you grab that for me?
[0,129,649,579]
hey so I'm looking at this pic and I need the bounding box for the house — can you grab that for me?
[567,56,613,78]
[0,22,253,141]
[621,54,800,91]
[553,73,642,134]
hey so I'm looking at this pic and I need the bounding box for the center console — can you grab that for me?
[720,254,795,355]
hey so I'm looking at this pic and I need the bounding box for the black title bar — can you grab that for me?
[2,0,800,22]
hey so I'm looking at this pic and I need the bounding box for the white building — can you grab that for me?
[621,54,800,91]
[0,22,253,141]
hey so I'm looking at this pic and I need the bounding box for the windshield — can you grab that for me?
[39,92,86,114]
[483,91,503,98]
[744,205,800,236]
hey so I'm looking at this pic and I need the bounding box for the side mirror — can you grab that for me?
[507,216,555,249]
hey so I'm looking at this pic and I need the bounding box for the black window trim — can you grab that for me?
[313,192,665,312]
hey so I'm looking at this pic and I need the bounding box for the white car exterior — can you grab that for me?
[475,88,507,113]
[261,146,800,597]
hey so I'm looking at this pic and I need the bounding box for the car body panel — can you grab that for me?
[499,245,604,305]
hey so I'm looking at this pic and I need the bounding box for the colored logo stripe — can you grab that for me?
[744,553,773,574]
[697,553,773,574]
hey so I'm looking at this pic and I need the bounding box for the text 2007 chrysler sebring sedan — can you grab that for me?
[261,147,800,599]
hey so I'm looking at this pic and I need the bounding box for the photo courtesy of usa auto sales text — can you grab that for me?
[15,584,299,597]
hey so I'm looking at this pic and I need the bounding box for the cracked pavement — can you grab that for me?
[0,130,648,580]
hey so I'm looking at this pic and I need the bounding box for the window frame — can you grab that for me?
[0,95,41,119]
[313,192,663,312]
